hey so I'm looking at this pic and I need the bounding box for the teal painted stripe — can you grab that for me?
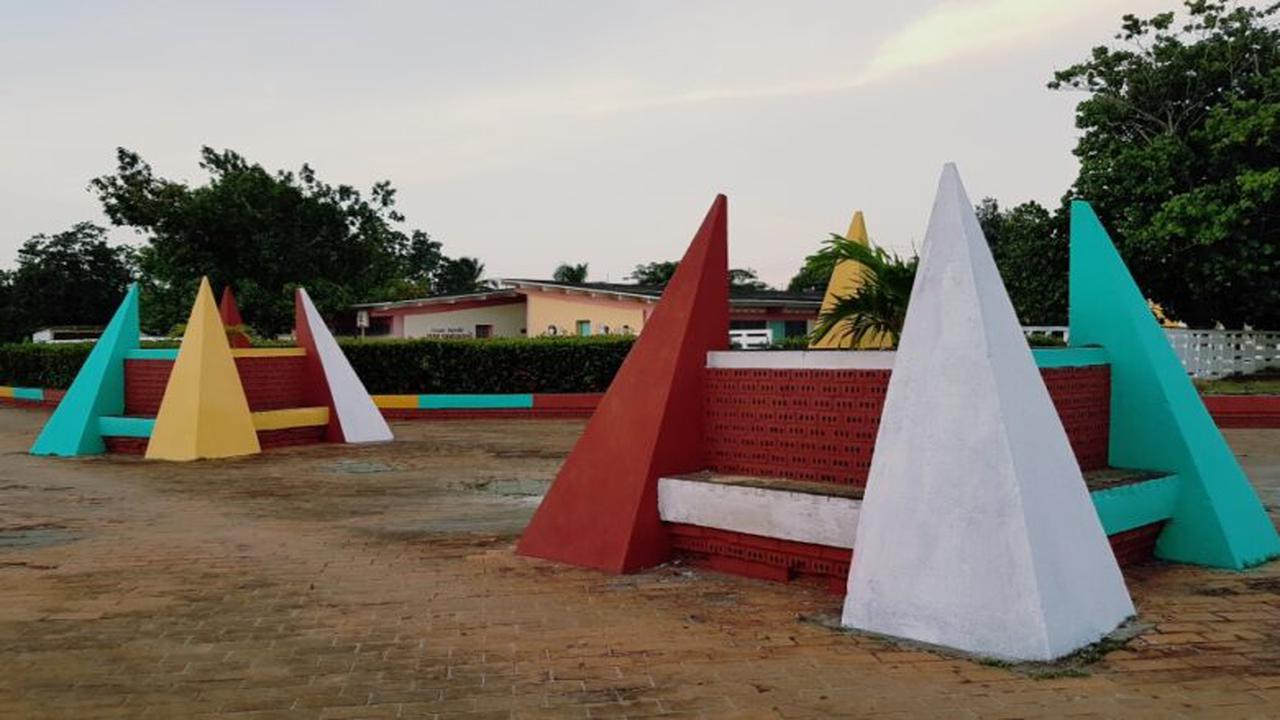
[97,416,155,438]
[1032,347,1109,368]
[1090,474,1180,535]
[419,394,535,410]
[12,387,44,401]
[125,348,179,360]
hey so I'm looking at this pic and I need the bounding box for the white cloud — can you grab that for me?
[572,0,1126,114]
[860,0,1112,82]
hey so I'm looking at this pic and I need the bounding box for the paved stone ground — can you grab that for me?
[0,407,1278,719]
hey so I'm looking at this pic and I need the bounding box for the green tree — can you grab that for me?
[626,260,679,286]
[728,267,771,290]
[552,262,589,283]
[976,198,1070,325]
[90,147,458,335]
[5,222,136,342]
[809,235,918,348]
[1050,0,1280,328]
[786,258,831,293]
[434,256,489,295]
[627,260,772,289]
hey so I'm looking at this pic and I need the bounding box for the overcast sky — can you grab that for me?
[1,0,1171,288]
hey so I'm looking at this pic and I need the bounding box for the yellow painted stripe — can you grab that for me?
[372,395,418,409]
[252,406,329,431]
[0,386,14,398]
[232,347,307,358]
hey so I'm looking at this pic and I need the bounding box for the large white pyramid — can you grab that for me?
[841,164,1134,661]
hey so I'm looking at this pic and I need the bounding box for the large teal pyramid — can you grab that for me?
[30,284,140,457]
[1069,202,1279,569]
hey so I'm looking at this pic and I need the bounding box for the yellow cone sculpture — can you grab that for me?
[809,211,891,349]
[145,278,260,460]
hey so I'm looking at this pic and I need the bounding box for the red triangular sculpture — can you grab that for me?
[517,195,729,573]
[219,287,252,348]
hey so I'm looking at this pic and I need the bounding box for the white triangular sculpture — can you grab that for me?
[841,164,1133,661]
[297,288,393,443]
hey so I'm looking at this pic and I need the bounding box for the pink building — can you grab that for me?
[355,279,820,346]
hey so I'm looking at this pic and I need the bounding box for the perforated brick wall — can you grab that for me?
[236,357,307,411]
[124,360,173,416]
[124,356,307,414]
[1108,521,1167,567]
[1040,366,1112,470]
[258,425,326,449]
[103,436,149,455]
[704,364,1111,486]
[668,518,1161,595]
[704,368,885,486]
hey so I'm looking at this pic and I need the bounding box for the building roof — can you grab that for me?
[501,279,823,308]
[353,289,522,311]
[354,279,822,313]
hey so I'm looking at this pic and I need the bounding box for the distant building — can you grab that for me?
[32,326,105,343]
[354,279,821,347]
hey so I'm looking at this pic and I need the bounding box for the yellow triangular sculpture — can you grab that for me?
[145,278,261,461]
[810,211,890,349]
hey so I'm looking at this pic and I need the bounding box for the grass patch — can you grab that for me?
[1195,368,1280,395]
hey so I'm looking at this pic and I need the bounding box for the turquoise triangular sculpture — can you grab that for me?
[30,284,141,457]
[1069,202,1279,569]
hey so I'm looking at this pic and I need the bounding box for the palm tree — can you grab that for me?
[809,235,918,348]
[553,262,589,284]
[434,256,488,295]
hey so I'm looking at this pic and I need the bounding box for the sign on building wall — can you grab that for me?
[421,327,471,338]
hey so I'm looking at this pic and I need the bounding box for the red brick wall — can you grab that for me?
[1108,521,1167,567]
[124,360,173,416]
[704,364,1111,487]
[125,356,307,414]
[704,368,885,486]
[1202,395,1280,429]
[668,518,1162,595]
[258,425,325,449]
[1041,366,1112,471]
[103,437,149,455]
[236,357,307,411]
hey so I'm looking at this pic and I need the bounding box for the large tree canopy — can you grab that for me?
[552,262,589,284]
[2,222,136,342]
[91,147,461,335]
[1051,0,1280,328]
[626,260,771,289]
[977,198,1070,326]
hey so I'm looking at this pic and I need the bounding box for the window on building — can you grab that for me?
[474,324,494,339]
[576,320,592,337]
[730,320,767,330]
[784,320,808,338]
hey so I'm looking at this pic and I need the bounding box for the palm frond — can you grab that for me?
[809,234,918,348]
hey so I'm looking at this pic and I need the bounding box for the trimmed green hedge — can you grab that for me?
[341,336,635,394]
[0,343,96,389]
[0,336,638,394]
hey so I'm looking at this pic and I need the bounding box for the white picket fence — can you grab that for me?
[1020,326,1280,380]
[1164,329,1280,380]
